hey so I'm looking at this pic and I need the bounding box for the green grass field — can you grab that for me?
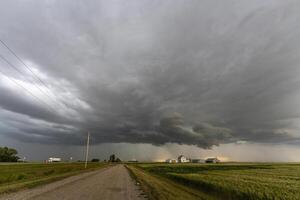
[0,162,107,194]
[129,163,300,200]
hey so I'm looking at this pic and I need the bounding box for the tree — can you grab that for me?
[108,154,122,163]
[0,146,19,162]
[91,158,100,162]
[109,154,115,162]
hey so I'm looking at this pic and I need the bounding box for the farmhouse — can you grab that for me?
[206,157,220,163]
[178,155,189,163]
[166,159,178,163]
[48,157,62,163]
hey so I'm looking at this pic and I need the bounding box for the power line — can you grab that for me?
[0,67,56,113]
[0,39,50,91]
[0,39,66,109]
[0,54,60,108]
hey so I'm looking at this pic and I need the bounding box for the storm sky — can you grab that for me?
[1,0,300,161]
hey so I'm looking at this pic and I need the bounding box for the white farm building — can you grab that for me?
[166,159,178,163]
[48,157,62,163]
[178,155,189,163]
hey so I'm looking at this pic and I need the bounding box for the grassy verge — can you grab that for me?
[0,162,108,194]
[126,164,214,200]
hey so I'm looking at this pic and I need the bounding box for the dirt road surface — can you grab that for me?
[0,165,145,200]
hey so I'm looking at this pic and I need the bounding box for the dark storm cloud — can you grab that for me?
[158,113,232,148]
[1,0,300,148]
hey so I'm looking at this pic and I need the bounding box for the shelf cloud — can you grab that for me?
[1,0,300,153]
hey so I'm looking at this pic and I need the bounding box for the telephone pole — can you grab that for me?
[84,132,90,169]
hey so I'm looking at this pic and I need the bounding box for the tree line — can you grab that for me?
[0,146,123,163]
[0,146,19,162]
[91,154,122,163]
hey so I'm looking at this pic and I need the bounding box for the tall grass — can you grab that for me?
[137,163,300,200]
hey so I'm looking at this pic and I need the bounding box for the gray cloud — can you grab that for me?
[157,113,232,148]
[0,0,300,150]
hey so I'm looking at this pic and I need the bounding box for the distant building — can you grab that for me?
[166,159,178,163]
[178,155,189,163]
[128,159,138,163]
[48,157,62,163]
[191,159,206,163]
[206,158,220,163]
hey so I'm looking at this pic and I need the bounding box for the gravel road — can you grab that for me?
[0,165,145,200]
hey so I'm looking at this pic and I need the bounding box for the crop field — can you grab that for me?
[0,162,107,194]
[130,163,300,200]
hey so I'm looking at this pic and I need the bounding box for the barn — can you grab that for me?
[205,158,220,163]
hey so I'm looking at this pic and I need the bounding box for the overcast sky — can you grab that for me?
[1,0,300,161]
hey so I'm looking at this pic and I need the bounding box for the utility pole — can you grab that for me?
[85,132,90,169]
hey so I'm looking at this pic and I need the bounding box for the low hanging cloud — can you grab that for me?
[158,113,232,148]
[0,0,300,149]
